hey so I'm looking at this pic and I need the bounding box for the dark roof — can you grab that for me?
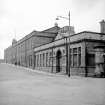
[25,26,60,38]
[30,26,61,41]
[16,26,60,45]
[41,26,60,34]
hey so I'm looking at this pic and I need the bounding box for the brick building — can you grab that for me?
[4,25,60,68]
[4,20,105,77]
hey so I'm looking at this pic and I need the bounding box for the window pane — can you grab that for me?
[41,54,42,67]
[73,54,77,66]
[30,55,32,66]
[50,52,52,56]
[40,54,41,66]
[78,47,81,54]
[78,54,81,66]
[70,48,72,54]
[46,53,48,66]
[78,47,81,66]
[37,55,39,67]
[73,48,77,54]
[34,55,36,67]
[43,53,45,66]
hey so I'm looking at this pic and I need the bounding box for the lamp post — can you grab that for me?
[68,11,70,77]
[56,11,70,77]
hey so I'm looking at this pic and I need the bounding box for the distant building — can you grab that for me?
[4,20,105,77]
[4,25,60,68]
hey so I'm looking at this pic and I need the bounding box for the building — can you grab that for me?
[4,25,60,68]
[4,20,105,77]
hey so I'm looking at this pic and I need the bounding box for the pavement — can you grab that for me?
[0,63,105,105]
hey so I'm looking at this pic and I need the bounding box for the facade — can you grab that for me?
[4,20,105,77]
[4,25,60,68]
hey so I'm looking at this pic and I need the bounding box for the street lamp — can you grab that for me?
[56,11,71,77]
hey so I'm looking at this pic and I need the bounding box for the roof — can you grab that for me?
[34,31,105,52]
[24,26,60,40]
[41,25,60,34]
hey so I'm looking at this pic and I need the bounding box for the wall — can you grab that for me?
[34,40,85,76]
[85,41,105,76]
[4,31,55,69]
[4,29,105,77]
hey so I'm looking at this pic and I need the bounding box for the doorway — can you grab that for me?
[56,50,62,72]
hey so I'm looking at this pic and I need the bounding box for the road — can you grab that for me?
[0,63,105,105]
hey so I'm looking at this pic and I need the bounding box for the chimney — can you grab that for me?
[100,20,105,33]
[54,22,58,27]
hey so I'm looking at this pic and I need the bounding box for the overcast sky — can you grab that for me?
[0,0,105,59]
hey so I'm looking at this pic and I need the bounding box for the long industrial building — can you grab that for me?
[4,20,105,77]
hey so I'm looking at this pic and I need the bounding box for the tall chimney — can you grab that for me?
[100,20,105,33]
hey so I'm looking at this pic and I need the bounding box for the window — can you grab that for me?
[49,52,52,56]
[31,39,33,48]
[78,47,81,66]
[73,48,77,54]
[49,52,53,66]
[73,48,78,67]
[37,55,39,67]
[29,55,32,66]
[43,53,45,66]
[73,54,78,66]
[40,54,41,66]
[21,56,22,64]
[87,53,95,66]
[34,55,36,67]
[70,47,81,67]
[53,52,55,55]
[46,53,48,66]
[36,55,37,67]
[70,48,73,66]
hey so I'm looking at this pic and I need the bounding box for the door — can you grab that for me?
[56,50,62,72]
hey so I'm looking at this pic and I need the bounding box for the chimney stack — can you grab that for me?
[54,22,58,27]
[100,20,105,33]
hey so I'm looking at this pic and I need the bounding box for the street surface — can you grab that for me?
[0,63,105,105]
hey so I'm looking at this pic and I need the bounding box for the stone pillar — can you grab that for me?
[81,42,86,67]
[81,42,87,76]
[32,51,35,69]
[51,48,53,73]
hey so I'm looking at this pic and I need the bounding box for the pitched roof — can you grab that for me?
[32,25,60,40]
[41,25,60,34]
[12,26,61,46]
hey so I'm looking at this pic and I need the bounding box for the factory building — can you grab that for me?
[4,20,105,77]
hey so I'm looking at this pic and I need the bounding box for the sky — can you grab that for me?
[0,0,105,59]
